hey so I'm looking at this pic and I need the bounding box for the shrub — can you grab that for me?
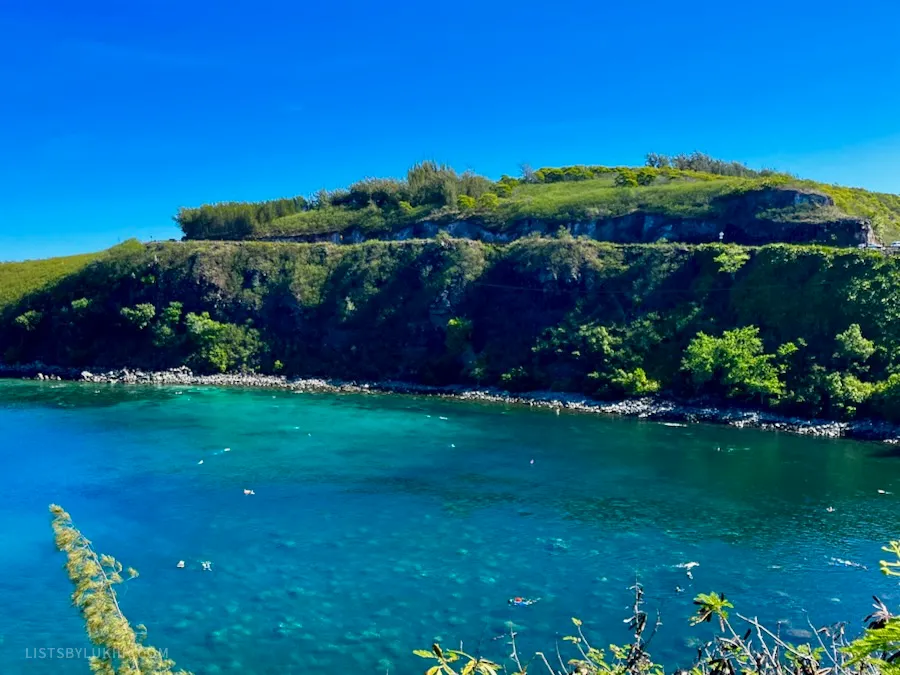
[614,168,639,187]
[457,195,476,210]
[834,323,875,371]
[70,297,91,312]
[407,161,459,207]
[119,303,156,330]
[14,309,43,331]
[610,367,660,396]
[185,312,263,373]
[458,171,493,199]
[635,167,657,186]
[682,326,783,402]
[872,374,900,422]
[713,246,751,274]
[822,371,874,418]
[494,182,513,198]
[476,193,500,210]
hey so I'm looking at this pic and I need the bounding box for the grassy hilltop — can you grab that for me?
[173,153,900,245]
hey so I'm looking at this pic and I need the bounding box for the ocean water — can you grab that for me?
[2,381,900,674]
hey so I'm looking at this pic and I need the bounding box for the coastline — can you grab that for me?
[2,363,899,443]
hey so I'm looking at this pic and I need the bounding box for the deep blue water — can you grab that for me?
[2,381,900,674]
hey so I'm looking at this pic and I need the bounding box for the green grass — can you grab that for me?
[177,165,900,244]
[0,251,103,310]
[491,175,755,225]
[809,182,900,242]
[0,240,147,311]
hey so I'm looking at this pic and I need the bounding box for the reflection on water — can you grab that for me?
[1,381,899,674]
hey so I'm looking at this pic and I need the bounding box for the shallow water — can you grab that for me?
[2,381,900,674]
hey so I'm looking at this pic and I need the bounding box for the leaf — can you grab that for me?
[426,667,443,675]
[414,650,436,659]
[572,617,583,627]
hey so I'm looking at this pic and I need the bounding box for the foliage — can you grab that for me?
[0,249,106,310]
[458,195,476,210]
[609,368,660,396]
[445,317,473,356]
[14,309,42,331]
[614,168,639,188]
[407,161,459,208]
[119,304,156,330]
[184,312,263,373]
[644,151,781,178]
[477,193,500,210]
[169,157,900,245]
[635,168,656,186]
[834,323,875,370]
[9,239,900,425]
[682,326,783,402]
[49,505,191,675]
[872,375,900,423]
[175,196,307,239]
[713,245,751,274]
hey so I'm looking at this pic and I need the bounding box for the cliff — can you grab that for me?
[3,238,900,424]
[263,188,873,248]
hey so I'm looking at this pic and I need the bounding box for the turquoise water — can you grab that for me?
[2,381,900,674]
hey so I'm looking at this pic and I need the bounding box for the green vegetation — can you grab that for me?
[0,250,104,310]
[48,503,900,675]
[6,238,900,424]
[171,155,900,244]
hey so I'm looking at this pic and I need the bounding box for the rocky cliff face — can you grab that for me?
[264,188,872,247]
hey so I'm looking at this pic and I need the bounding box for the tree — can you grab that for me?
[457,195,476,210]
[119,304,156,330]
[645,152,671,169]
[49,505,191,675]
[834,323,875,371]
[682,326,783,402]
[184,312,263,373]
[477,193,499,210]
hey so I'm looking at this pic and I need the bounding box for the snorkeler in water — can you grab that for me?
[508,596,540,607]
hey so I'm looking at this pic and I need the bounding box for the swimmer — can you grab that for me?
[508,597,540,607]
[176,560,185,569]
[201,561,213,571]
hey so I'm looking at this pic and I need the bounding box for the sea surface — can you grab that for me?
[2,381,900,674]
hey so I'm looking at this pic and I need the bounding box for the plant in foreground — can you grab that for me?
[49,505,191,675]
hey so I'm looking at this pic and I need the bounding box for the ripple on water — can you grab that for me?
[1,384,900,674]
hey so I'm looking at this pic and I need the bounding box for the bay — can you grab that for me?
[1,380,899,674]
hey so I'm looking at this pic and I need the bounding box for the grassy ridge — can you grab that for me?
[175,161,900,243]
[0,250,104,310]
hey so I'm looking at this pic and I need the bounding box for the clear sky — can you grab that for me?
[1,0,899,261]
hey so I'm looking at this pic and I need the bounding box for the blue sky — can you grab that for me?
[1,0,899,261]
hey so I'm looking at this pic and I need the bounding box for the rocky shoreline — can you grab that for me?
[2,362,899,443]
